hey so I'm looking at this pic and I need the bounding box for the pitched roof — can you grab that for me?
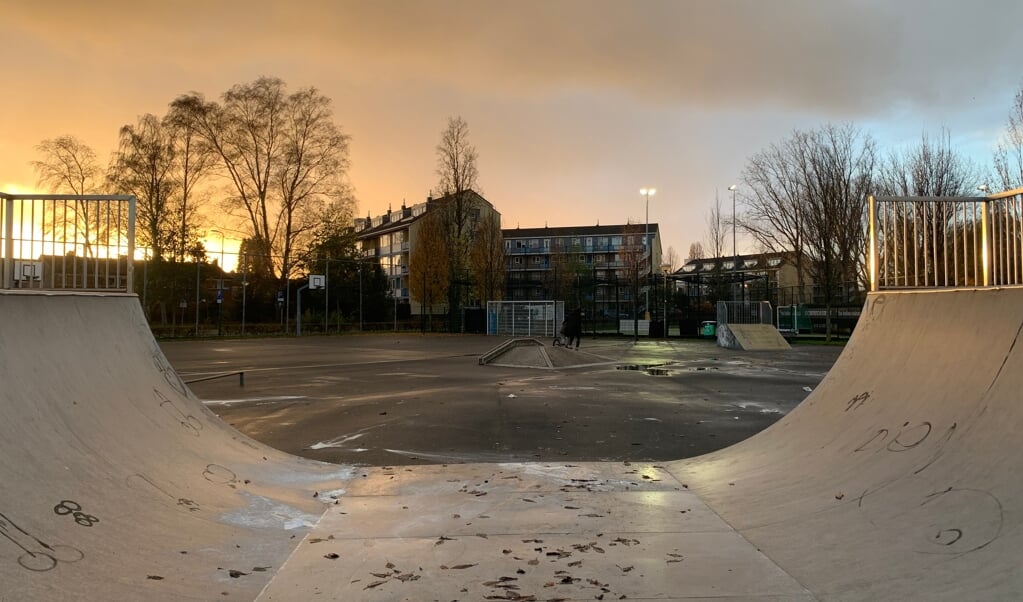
[355,190,490,241]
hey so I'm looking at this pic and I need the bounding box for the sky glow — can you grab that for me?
[3,1,1022,260]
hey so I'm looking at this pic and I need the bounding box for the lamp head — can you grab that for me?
[728,185,737,191]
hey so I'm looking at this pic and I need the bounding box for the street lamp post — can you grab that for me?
[194,252,200,337]
[640,188,656,320]
[661,263,671,339]
[728,185,738,303]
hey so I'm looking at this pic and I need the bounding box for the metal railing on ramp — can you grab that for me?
[1,192,136,292]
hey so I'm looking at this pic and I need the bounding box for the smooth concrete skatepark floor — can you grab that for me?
[167,335,838,467]
[5,287,1023,600]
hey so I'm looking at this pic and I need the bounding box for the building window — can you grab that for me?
[543,239,550,249]
[514,257,523,265]
[585,237,593,247]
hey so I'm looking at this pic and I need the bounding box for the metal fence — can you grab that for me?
[717,300,773,326]
[869,188,1023,290]
[486,300,564,337]
[1,192,136,292]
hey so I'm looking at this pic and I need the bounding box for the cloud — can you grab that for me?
[5,0,1023,256]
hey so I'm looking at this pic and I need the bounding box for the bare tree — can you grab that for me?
[275,86,354,288]
[164,104,216,262]
[702,191,731,302]
[741,140,811,303]
[794,124,876,337]
[664,246,680,272]
[469,212,505,304]
[741,124,875,316]
[705,191,728,260]
[995,85,1023,191]
[409,210,450,328]
[170,77,353,286]
[434,116,481,324]
[687,241,704,261]
[32,135,101,195]
[108,114,177,260]
[876,128,981,197]
[32,136,107,257]
[876,128,985,287]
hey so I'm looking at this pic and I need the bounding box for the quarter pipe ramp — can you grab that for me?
[4,287,1023,600]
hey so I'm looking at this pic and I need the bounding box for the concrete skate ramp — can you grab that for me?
[670,287,1023,600]
[0,292,349,601]
[718,322,791,350]
[8,287,1023,600]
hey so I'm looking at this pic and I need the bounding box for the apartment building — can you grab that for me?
[502,223,662,318]
[354,190,498,315]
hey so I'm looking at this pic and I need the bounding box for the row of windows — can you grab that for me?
[506,235,652,251]
[680,257,783,272]
[509,254,631,265]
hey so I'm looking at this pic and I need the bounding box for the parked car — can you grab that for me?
[698,320,717,338]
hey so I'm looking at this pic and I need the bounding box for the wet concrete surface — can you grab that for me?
[161,335,842,467]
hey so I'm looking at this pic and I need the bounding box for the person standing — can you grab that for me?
[565,307,583,349]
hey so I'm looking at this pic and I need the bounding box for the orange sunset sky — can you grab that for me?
[3,0,1022,260]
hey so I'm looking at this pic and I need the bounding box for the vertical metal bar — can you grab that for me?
[868,195,878,291]
[91,199,97,287]
[942,203,949,286]
[127,195,136,292]
[912,202,919,287]
[1000,200,1007,285]
[982,200,990,287]
[1010,195,1018,284]
[3,195,12,289]
[922,203,930,286]
[883,201,891,287]
[901,203,909,287]
[952,201,960,286]
[1010,196,1015,284]
[971,202,978,286]
[48,200,55,288]
[994,201,1002,286]
[960,201,967,285]
[1010,197,1017,284]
